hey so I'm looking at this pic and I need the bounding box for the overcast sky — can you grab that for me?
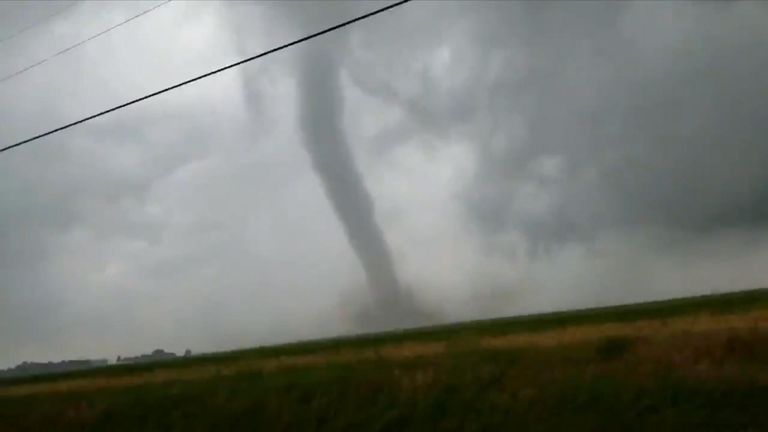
[1,0,767,368]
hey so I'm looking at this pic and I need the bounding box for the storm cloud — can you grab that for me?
[2,1,767,368]
[467,1,768,250]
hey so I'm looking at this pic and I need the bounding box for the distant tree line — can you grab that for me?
[1,348,192,379]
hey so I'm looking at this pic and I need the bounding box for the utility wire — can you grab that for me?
[0,1,79,47]
[0,0,411,155]
[0,0,172,84]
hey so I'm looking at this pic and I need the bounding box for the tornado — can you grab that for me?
[296,43,406,313]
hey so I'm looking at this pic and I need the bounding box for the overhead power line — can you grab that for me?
[0,0,172,84]
[0,1,79,47]
[0,0,411,155]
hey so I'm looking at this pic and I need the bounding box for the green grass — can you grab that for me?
[2,342,767,431]
[1,288,767,431]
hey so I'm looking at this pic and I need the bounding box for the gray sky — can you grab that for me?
[1,1,767,368]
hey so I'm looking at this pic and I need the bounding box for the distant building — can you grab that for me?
[116,349,178,364]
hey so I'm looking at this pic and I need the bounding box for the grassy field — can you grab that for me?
[1,289,767,431]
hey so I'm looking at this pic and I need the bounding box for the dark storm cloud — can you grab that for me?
[342,1,768,250]
[474,1,768,248]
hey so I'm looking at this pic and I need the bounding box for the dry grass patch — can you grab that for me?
[479,309,768,350]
